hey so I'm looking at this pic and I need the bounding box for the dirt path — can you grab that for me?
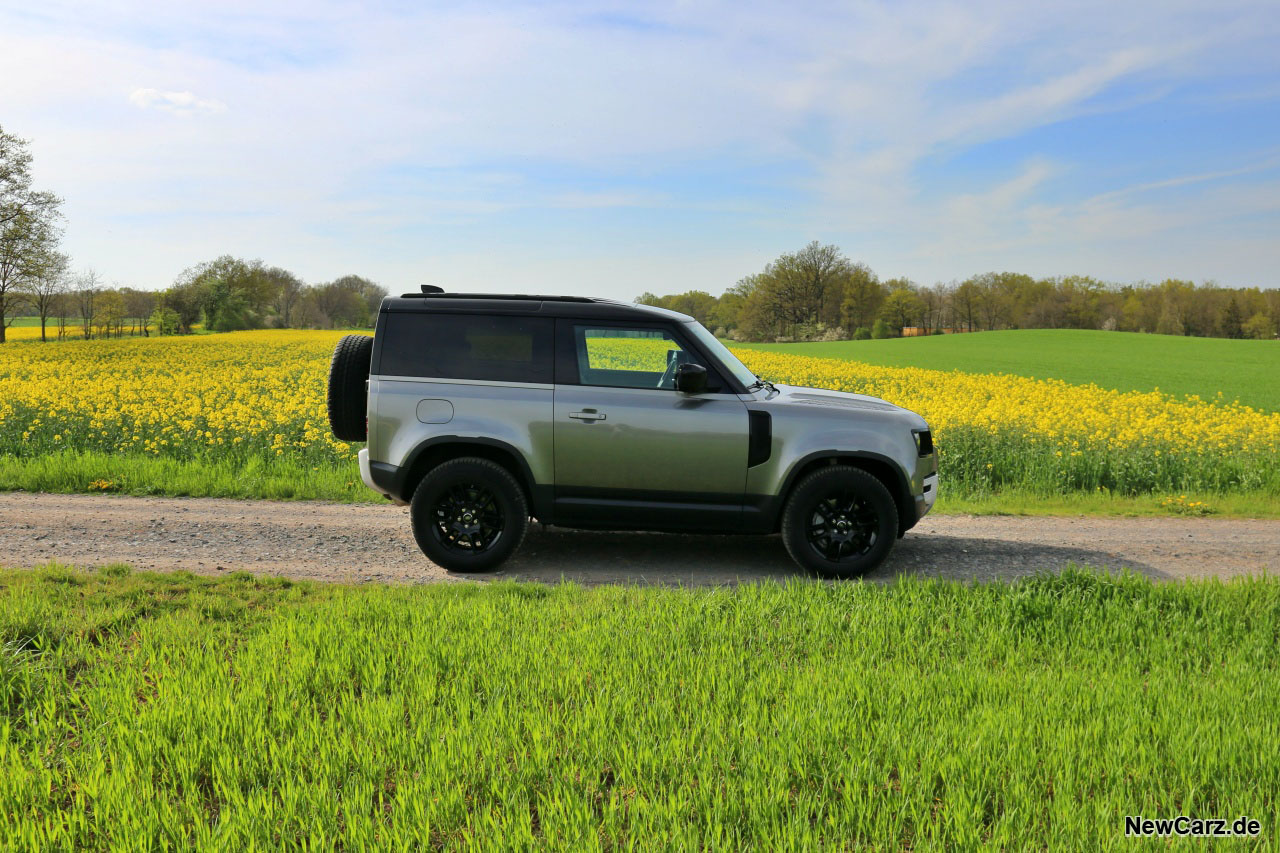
[1,492,1276,586]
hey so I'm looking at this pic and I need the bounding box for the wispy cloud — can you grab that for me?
[129,88,227,116]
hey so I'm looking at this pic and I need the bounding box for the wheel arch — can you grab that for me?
[774,451,915,536]
[393,436,546,518]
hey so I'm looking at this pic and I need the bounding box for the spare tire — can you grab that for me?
[327,334,374,441]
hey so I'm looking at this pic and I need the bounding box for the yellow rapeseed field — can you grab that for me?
[735,350,1280,453]
[0,331,359,463]
[1,330,1277,497]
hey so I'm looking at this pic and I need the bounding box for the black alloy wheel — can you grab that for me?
[805,490,880,561]
[431,482,505,553]
[780,466,898,578]
[410,457,529,572]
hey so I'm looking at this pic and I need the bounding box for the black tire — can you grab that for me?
[780,466,899,579]
[327,334,374,441]
[410,458,529,572]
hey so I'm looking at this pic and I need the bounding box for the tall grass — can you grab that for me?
[0,449,374,502]
[2,565,1277,848]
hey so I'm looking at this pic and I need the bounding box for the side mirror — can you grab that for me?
[674,362,708,394]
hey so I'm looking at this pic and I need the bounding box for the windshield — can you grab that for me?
[683,321,761,390]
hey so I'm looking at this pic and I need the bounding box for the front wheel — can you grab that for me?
[410,458,528,572]
[780,466,899,578]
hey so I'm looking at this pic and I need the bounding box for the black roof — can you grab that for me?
[382,292,692,322]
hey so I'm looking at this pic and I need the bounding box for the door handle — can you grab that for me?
[569,410,607,422]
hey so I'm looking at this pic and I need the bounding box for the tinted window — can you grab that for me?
[379,313,553,383]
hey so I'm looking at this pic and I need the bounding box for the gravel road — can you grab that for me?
[1,492,1276,585]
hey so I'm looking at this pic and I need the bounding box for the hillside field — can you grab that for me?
[730,330,1280,413]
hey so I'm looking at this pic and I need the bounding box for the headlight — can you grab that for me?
[913,429,933,457]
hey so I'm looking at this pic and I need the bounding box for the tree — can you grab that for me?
[748,242,855,337]
[73,269,101,339]
[665,290,717,325]
[919,283,948,333]
[839,264,885,332]
[328,274,386,325]
[121,287,157,336]
[173,256,278,331]
[149,305,180,335]
[1,126,62,229]
[95,290,125,338]
[1220,297,1244,339]
[1157,279,1197,336]
[871,318,892,339]
[53,290,71,338]
[0,127,64,342]
[1242,312,1275,340]
[950,279,981,332]
[267,266,305,327]
[161,281,203,333]
[23,250,69,341]
[0,209,63,343]
[309,281,368,328]
[879,288,926,336]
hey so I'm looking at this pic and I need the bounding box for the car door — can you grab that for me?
[551,319,750,531]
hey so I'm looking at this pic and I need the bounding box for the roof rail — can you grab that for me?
[397,292,596,302]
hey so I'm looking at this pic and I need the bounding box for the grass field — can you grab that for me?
[2,565,1276,848]
[730,330,1280,412]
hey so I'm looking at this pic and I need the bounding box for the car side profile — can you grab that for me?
[327,289,938,578]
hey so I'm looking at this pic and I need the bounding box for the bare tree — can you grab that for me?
[121,287,157,336]
[24,250,69,341]
[54,291,70,338]
[75,269,101,339]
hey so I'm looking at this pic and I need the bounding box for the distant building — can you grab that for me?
[901,327,971,336]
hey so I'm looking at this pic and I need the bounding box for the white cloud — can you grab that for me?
[129,88,227,116]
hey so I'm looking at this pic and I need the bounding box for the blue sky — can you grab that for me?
[2,0,1278,298]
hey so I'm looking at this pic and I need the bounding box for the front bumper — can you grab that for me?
[920,472,938,516]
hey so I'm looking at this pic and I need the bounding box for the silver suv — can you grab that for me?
[327,289,937,578]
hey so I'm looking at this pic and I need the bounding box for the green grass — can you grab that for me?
[2,565,1277,848]
[935,488,1280,518]
[730,330,1280,412]
[5,449,1280,518]
[0,449,376,502]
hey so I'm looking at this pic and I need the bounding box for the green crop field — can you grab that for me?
[2,565,1277,848]
[730,330,1280,412]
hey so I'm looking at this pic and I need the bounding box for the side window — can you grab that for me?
[379,313,553,383]
[573,326,698,390]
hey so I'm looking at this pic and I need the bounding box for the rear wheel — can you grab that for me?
[410,458,528,572]
[781,466,898,578]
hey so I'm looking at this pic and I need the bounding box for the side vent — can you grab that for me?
[748,411,772,467]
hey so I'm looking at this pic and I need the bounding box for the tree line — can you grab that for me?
[7,124,1277,346]
[1,124,386,343]
[640,243,1280,342]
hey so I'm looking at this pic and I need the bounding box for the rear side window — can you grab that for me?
[379,313,553,383]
